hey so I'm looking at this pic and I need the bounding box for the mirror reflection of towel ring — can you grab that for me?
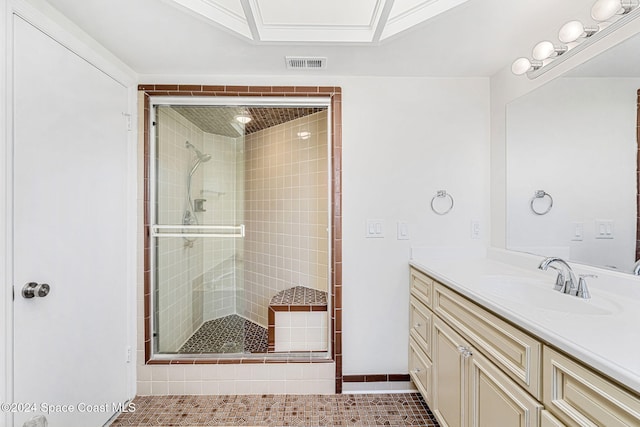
[530,190,553,215]
[431,190,454,215]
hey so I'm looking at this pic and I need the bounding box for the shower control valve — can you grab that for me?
[22,282,51,299]
[194,198,207,212]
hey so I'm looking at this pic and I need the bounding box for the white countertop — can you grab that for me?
[409,250,640,394]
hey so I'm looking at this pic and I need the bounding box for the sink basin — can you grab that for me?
[476,275,622,316]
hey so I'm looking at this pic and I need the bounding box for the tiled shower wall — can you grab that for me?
[156,107,241,352]
[241,111,329,327]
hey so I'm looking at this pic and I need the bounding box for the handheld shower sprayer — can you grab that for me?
[183,141,212,239]
[186,141,212,162]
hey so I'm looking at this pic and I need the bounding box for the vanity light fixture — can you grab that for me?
[511,0,640,77]
[558,20,599,43]
[532,41,568,60]
[591,0,638,21]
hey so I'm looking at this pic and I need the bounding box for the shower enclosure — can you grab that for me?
[150,99,331,358]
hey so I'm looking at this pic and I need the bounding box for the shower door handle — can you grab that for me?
[22,282,51,299]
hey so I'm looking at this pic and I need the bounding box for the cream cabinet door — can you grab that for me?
[468,350,542,427]
[541,410,566,427]
[432,316,469,427]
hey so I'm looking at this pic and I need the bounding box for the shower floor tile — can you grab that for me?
[179,314,268,354]
[110,393,440,426]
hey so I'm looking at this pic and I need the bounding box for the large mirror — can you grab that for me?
[506,32,640,273]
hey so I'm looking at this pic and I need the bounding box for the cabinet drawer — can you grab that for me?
[543,346,640,427]
[409,337,432,404]
[410,296,432,358]
[410,268,433,308]
[433,282,541,399]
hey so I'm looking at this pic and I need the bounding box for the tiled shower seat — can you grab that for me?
[268,286,328,352]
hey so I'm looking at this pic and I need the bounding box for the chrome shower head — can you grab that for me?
[185,141,211,162]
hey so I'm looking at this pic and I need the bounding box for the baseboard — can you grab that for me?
[342,374,410,383]
[341,373,416,394]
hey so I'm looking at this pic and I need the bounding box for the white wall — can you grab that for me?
[340,77,490,375]
[506,77,640,271]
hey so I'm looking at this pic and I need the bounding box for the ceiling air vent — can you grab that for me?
[285,56,327,70]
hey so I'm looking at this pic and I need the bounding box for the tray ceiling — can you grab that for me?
[167,0,470,43]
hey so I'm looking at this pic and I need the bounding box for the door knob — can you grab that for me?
[22,282,51,299]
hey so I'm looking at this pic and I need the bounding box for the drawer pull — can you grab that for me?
[414,322,422,328]
[457,345,473,358]
[413,367,421,373]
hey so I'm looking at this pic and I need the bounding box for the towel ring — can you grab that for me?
[530,190,553,215]
[431,190,454,215]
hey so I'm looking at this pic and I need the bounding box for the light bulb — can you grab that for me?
[234,114,252,124]
[532,41,555,60]
[559,21,585,43]
[297,131,311,140]
[511,58,533,75]
[590,0,637,21]
[532,41,567,60]
[559,20,599,43]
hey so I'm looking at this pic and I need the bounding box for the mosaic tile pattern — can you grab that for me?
[179,315,268,354]
[171,106,327,137]
[110,393,440,426]
[270,286,327,306]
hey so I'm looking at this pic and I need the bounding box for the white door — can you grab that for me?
[12,15,131,427]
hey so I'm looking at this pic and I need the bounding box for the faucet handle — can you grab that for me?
[576,274,597,299]
[547,265,566,291]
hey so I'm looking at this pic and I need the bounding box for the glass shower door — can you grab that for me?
[152,105,247,355]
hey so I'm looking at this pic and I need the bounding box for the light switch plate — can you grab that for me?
[365,219,384,238]
[595,220,614,239]
[571,222,584,241]
[471,220,481,239]
[397,221,409,240]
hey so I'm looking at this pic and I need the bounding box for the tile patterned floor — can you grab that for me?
[179,315,268,354]
[269,286,327,307]
[110,393,440,426]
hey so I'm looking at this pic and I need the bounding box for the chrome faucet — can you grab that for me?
[538,257,578,295]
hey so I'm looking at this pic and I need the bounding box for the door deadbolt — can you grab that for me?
[22,282,51,299]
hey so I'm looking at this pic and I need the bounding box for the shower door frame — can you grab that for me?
[140,86,343,390]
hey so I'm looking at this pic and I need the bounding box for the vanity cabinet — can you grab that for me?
[431,300,541,427]
[409,266,640,427]
[543,347,640,427]
[410,267,542,427]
